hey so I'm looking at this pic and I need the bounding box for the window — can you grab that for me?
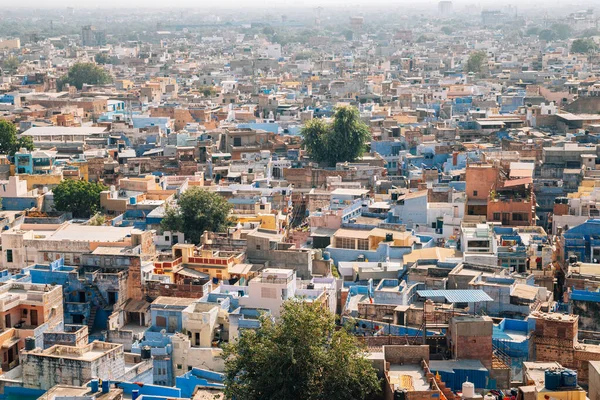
[336,237,355,249]
[512,213,526,221]
[493,213,501,220]
[177,364,183,370]
[164,235,170,241]
[156,316,167,327]
[188,366,193,371]
[256,245,261,250]
[261,287,277,299]
[473,190,478,196]
[357,239,369,251]
[6,250,12,263]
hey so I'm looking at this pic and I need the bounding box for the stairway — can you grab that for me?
[87,307,97,331]
[492,341,512,370]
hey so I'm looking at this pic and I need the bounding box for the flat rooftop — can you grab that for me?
[388,364,430,391]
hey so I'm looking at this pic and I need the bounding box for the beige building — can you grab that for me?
[21,341,125,389]
[0,223,154,271]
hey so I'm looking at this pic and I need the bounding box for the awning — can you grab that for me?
[416,289,493,303]
[123,299,151,313]
[175,267,210,279]
[2,336,20,349]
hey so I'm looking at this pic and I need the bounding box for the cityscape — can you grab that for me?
[0,1,600,399]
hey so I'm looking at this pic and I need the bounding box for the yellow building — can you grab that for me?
[153,244,248,283]
[332,227,418,251]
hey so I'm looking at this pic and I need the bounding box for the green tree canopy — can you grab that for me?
[551,23,571,40]
[0,119,33,156]
[441,26,454,35]
[571,38,598,54]
[223,300,380,400]
[161,187,234,244]
[538,29,556,41]
[94,52,111,65]
[466,50,487,74]
[301,106,371,167]
[2,56,19,74]
[57,63,112,90]
[579,28,600,38]
[52,179,107,218]
[526,26,540,36]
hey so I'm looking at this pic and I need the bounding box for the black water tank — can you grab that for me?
[386,233,394,242]
[25,337,35,351]
[569,255,578,264]
[394,389,407,400]
[141,346,151,360]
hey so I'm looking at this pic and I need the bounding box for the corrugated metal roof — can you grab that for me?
[416,289,493,303]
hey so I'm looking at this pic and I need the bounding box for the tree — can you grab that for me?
[551,23,571,40]
[579,28,600,38]
[301,106,371,167]
[52,179,107,218]
[88,212,107,226]
[94,52,111,64]
[526,26,540,37]
[441,26,454,35]
[222,300,380,400]
[466,51,487,75]
[571,38,598,54]
[57,63,112,91]
[0,119,33,156]
[161,187,234,244]
[2,56,19,74]
[538,29,556,42]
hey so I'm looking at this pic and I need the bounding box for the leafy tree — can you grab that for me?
[551,23,571,40]
[441,26,454,35]
[526,26,540,37]
[94,52,111,64]
[580,28,600,38]
[88,212,107,226]
[0,119,33,156]
[301,106,371,167]
[2,56,19,74]
[571,38,598,54]
[222,300,380,400]
[161,187,234,244]
[539,29,556,42]
[262,26,275,36]
[57,63,112,90]
[198,86,217,97]
[52,179,107,218]
[466,51,487,75]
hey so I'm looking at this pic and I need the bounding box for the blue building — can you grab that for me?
[563,219,600,263]
[14,150,55,175]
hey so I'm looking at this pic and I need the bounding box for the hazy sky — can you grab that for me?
[0,0,600,12]
[5,0,592,9]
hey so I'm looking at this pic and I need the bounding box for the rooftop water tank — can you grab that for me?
[561,369,577,387]
[462,381,475,398]
[545,370,561,390]
[24,337,35,351]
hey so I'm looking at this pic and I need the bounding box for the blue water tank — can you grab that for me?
[90,379,99,393]
[323,252,331,261]
[102,380,110,393]
[130,196,137,205]
[545,370,561,390]
[561,369,577,387]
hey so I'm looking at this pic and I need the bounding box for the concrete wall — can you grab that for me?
[590,361,600,400]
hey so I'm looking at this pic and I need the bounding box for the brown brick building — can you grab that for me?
[531,311,600,385]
